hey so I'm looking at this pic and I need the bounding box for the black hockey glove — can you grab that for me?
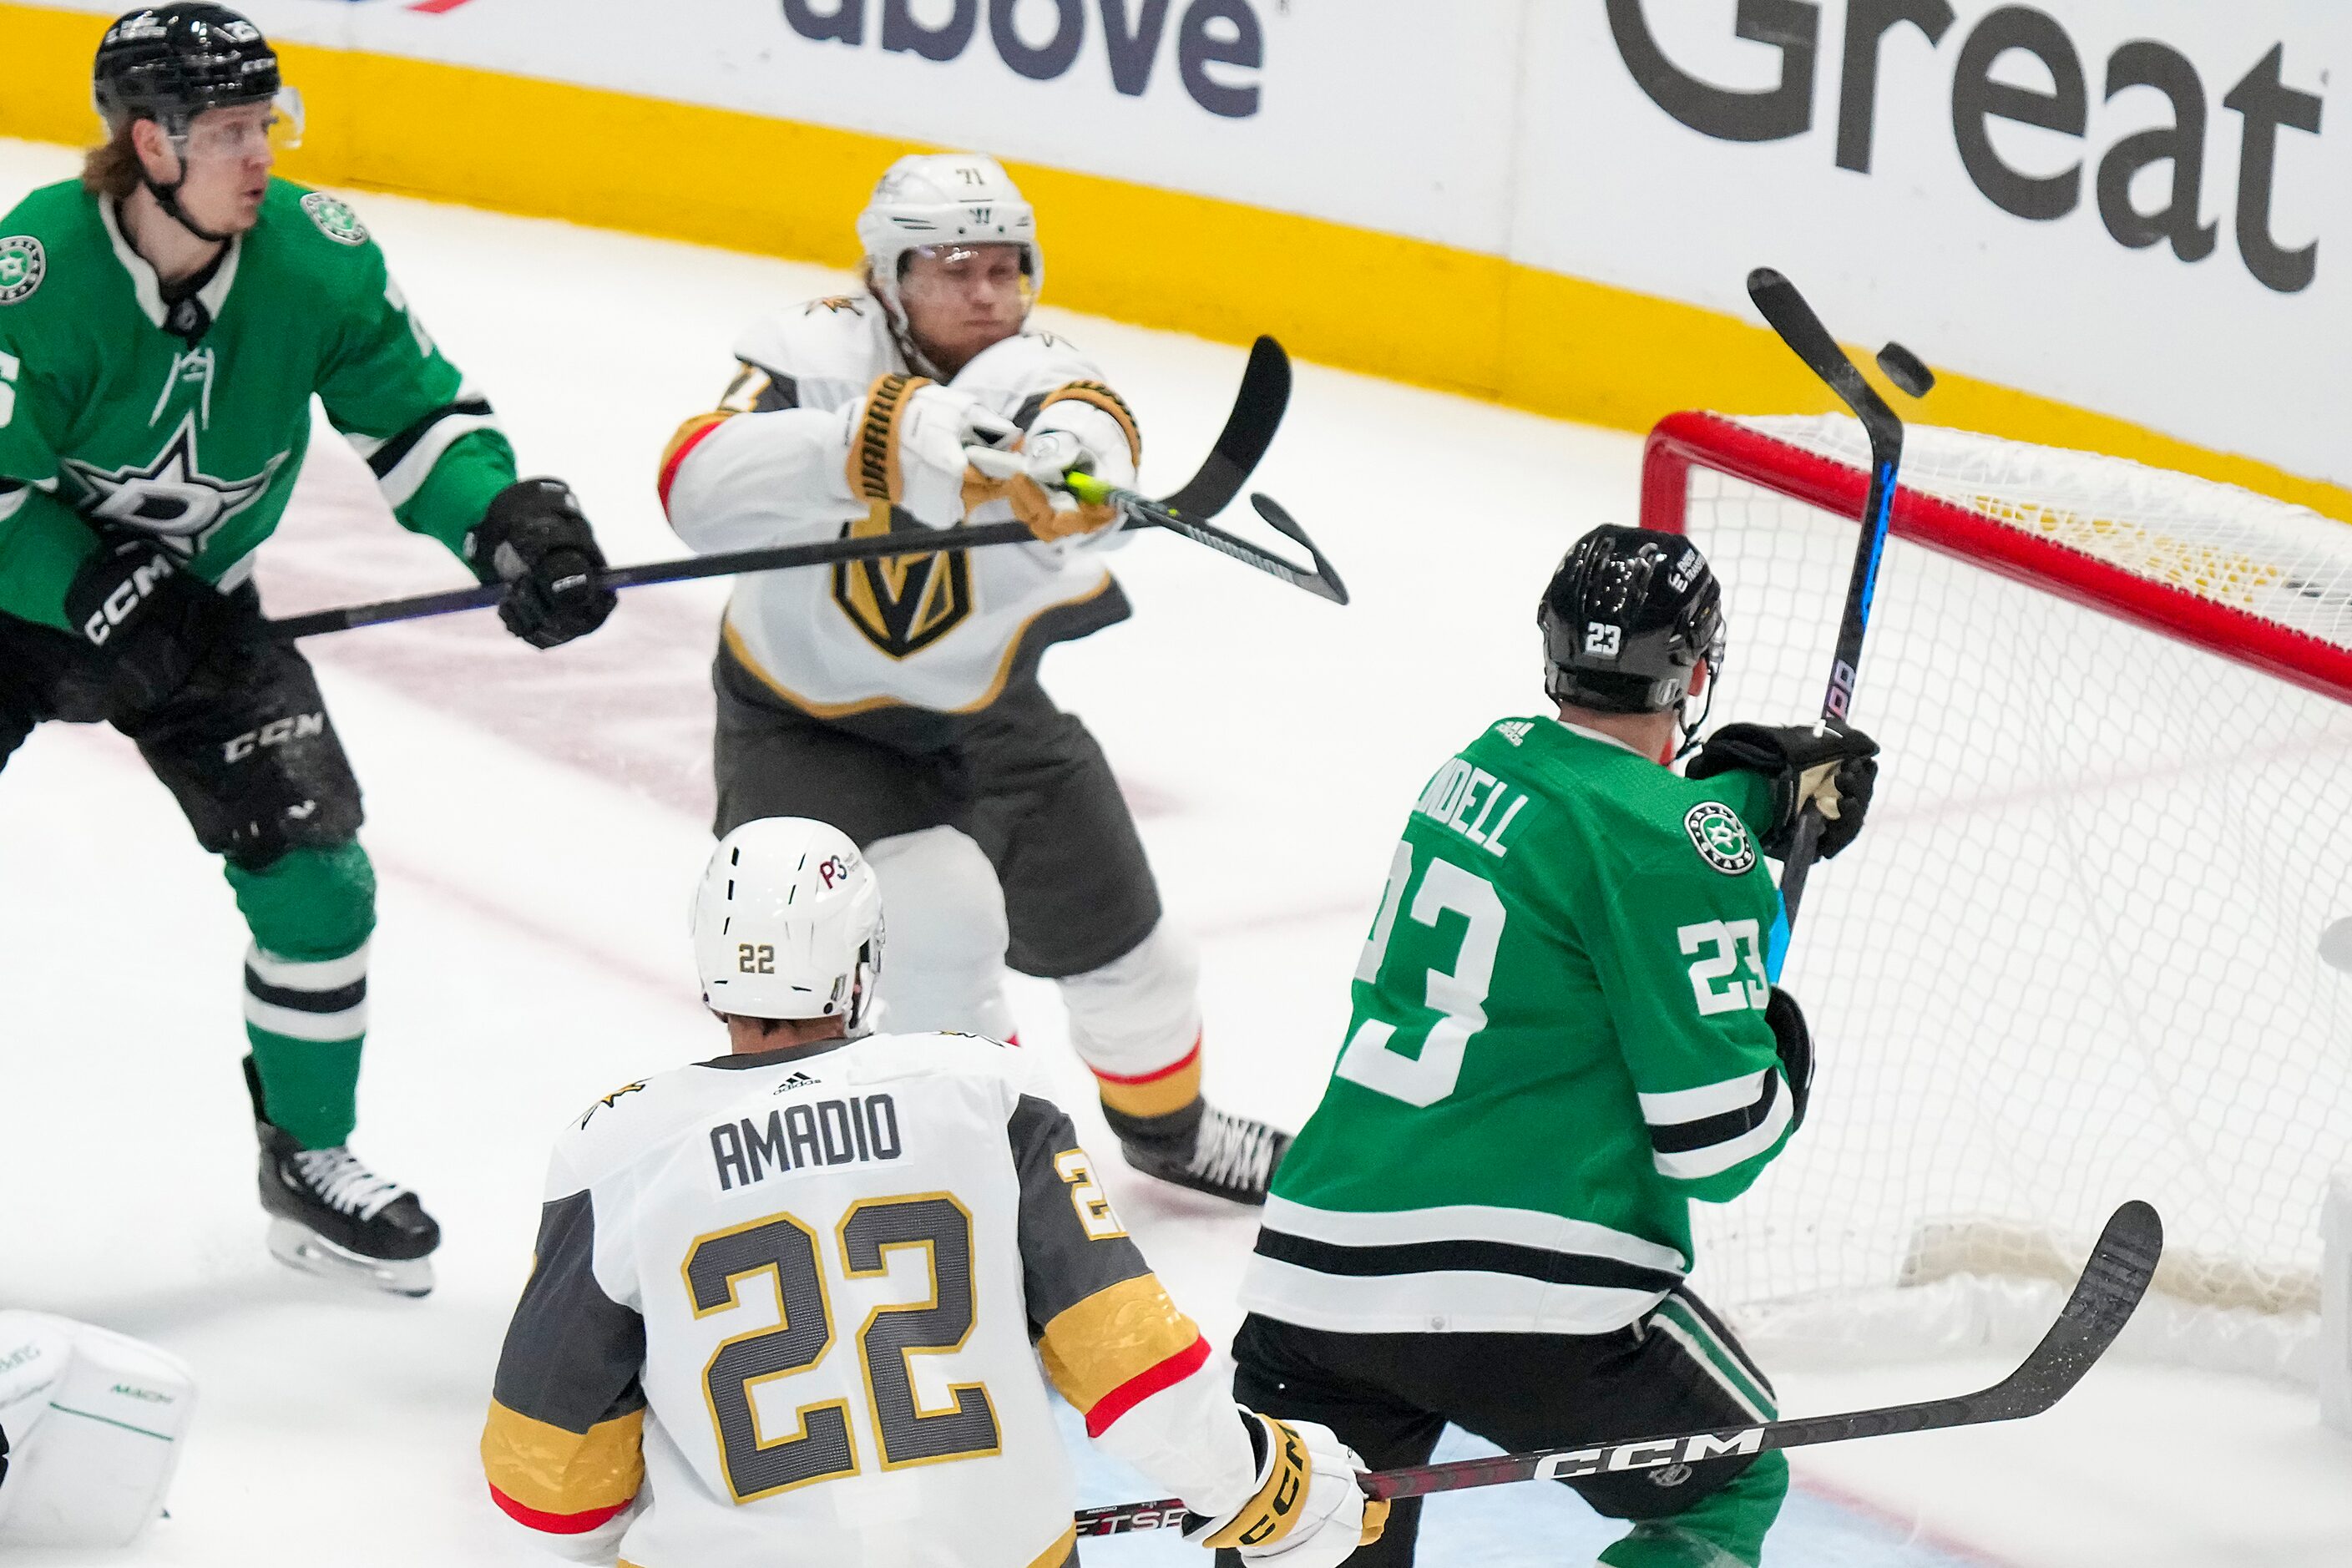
[62,534,220,712]
[1765,984,1813,1132]
[1686,721,1879,860]
[465,478,616,650]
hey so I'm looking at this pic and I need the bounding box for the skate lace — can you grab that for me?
[1188,1109,1278,1192]
[291,1147,407,1222]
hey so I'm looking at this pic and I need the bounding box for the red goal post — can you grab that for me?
[1641,411,2352,706]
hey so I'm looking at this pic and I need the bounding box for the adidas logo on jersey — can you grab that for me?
[773,1071,820,1093]
[1497,721,1535,746]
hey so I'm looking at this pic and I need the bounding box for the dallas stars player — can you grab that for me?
[0,5,616,1295]
[658,153,1289,1203]
[1227,527,1879,1568]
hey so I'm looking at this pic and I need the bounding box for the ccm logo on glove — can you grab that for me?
[78,552,175,646]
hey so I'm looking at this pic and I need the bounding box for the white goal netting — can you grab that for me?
[1657,414,2352,1379]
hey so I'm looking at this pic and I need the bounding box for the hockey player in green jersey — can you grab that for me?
[0,6,617,1295]
[1227,525,1879,1568]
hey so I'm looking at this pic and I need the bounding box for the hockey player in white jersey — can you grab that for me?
[655,152,1288,1204]
[479,817,1383,1568]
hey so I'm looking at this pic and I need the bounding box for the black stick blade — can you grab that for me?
[1247,492,1348,604]
[1876,341,1935,397]
[1160,335,1291,519]
[1745,268,1900,448]
[1976,1200,2162,1421]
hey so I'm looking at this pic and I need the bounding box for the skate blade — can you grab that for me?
[266,1218,435,1298]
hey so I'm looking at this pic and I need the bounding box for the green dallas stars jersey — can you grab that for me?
[1238,717,1795,1336]
[0,176,513,632]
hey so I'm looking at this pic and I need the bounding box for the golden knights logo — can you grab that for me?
[832,503,973,657]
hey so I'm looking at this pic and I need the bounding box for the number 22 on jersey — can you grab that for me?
[1335,841,1505,1108]
[683,1193,999,1503]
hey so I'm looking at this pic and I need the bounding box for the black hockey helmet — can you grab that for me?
[94,5,281,133]
[1537,524,1725,714]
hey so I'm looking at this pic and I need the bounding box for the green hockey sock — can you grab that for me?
[1597,1452,1789,1568]
[225,842,377,1151]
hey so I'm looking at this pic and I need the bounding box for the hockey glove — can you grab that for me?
[62,534,220,712]
[963,429,1121,542]
[1182,1411,1388,1568]
[1687,721,1879,859]
[466,478,617,650]
[843,374,1014,529]
[1765,985,1813,1132]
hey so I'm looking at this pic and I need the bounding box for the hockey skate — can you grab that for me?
[245,1060,440,1297]
[1105,1097,1290,1205]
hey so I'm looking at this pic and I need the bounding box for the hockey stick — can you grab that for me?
[1743,268,1933,928]
[1073,1199,2160,1535]
[258,335,1303,640]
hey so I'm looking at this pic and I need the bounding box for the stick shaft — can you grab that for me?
[1073,1201,2158,1534]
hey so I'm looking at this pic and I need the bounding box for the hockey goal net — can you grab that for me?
[1646,412,2352,1380]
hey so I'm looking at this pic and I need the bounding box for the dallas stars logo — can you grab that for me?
[0,235,43,304]
[60,412,286,557]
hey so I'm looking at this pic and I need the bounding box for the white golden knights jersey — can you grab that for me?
[481,1031,1256,1568]
[656,296,1140,718]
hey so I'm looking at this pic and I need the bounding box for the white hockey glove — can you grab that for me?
[1181,1411,1388,1568]
[841,373,1013,529]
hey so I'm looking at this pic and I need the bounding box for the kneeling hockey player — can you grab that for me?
[656,152,1288,1202]
[479,817,1383,1567]
[0,5,616,1295]
[1227,525,1879,1567]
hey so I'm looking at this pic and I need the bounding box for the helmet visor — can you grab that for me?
[896,241,1036,316]
[181,86,302,160]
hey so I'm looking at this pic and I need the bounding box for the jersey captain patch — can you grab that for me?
[832,505,974,658]
[299,192,369,246]
[1683,802,1756,875]
[0,235,44,303]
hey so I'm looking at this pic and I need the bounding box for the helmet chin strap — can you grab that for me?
[1671,660,1719,764]
[144,130,237,245]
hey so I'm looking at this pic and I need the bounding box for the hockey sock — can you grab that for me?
[225,841,377,1151]
[1094,1039,1203,1125]
[1596,1451,1788,1568]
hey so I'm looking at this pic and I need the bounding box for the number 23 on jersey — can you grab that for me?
[1336,842,1773,1110]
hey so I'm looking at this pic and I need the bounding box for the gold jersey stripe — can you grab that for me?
[1036,1272,1201,1415]
[1026,1523,1080,1568]
[480,1398,645,1516]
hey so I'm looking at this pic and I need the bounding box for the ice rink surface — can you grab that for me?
[2,136,2348,1565]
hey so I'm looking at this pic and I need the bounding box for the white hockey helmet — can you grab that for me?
[691,817,884,1031]
[856,151,1043,327]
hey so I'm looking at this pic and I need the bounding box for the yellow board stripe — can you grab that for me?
[480,1399,645,1517]
[4,0,2345,523]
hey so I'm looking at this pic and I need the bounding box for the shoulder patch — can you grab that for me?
[299,192,369,246]
[575,1079,649,1129]
[1683,801,1757,875]
[805,295,867,316]
[0,235,45,304]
